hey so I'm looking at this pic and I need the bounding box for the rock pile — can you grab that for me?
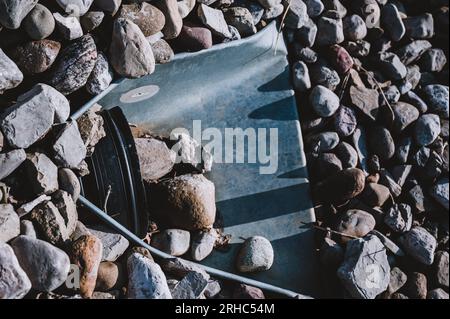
[0,0,285,106]
[289,0,448,299]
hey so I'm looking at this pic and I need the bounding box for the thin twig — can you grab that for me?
[300,221,359,239]
[339,71,351,102]
[103,185,112,213]
[274,0,292,55]
[359,65,395,127]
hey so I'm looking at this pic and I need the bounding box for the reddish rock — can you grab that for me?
[11,40,61,74]
[70,234,103,299]
[329,44,354,74]
[170,23,212,53]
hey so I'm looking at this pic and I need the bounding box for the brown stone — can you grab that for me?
[349,85,379,121]
[314,168,366,204]
[361,183,391,207]
[334,209,376,243]
[11,40,60,74]
[151,174,216,231]
[70,234,103,299]
[329,44,354,74]
[170,23,212,53]
[118,3,165,37]
[95,261,124,292]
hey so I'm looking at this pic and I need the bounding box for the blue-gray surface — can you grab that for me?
[85,22,319,296]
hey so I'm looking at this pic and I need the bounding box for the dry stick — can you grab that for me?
[339,71,351,102]
[300,221,359,239]
[274,0,292,55]
[359,65,395,126]
[103,185,112,213]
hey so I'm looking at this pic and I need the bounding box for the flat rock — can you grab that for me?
[127,252,172,299]
[53,121,87,169]
[0,204,20,243]
[401,227,437,266]
[135,137,176,181]
[0,49,23,94]
[0,0,38,29]
[151,229,190,257]
[0,242,31,299]
[0,87,54,149]
[198,4,231,38]
[171,271,208,299]
[0,149,26,180]
[349,85,379,121]
[49,34,97,95]
[110,18,155,78]
[236,236,274,273]
[89,227,129,262]
[11,235,70,292]
[338,235,390,299]
[24,152,59,195]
